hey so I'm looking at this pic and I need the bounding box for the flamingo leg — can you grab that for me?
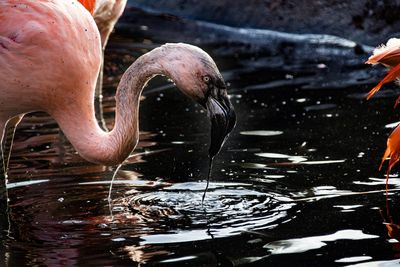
[0,119,7,191]
[0,148,9,229]
[0,115,26,235]
[0,144,7,204]
[2,115,24,173]
[0,120,10,232]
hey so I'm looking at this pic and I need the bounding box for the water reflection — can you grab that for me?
[240,130,283,136]
[354,176,400,188]
[264,230,378,255]
[7,179,49,189]
[335,256,372,264]
[347,259,400,266]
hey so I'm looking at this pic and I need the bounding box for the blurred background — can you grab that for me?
[127,0,400,45]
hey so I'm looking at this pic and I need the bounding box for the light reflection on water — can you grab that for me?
[335,255,372,263]
[347,259,400,267]
[264,230,379,255]
[240,130,284,136]
[7,179,49,189]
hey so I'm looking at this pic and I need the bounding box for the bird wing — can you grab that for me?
[366,63,400,100]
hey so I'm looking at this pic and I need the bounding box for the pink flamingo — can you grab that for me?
[0,0,235,189]
[1,0,128,172]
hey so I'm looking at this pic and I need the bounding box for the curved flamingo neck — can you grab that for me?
[107,51,165,163]
[54,48,167,165]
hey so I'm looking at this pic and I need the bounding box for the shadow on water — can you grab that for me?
[4,7,400,267]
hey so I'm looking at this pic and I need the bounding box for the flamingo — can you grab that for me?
[0,0,236,197]
[1,0,127,173]
[366,38,400,188]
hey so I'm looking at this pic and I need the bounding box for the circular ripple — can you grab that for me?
[126,182,296,238]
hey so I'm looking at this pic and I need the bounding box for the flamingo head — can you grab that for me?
[159,43,237,157]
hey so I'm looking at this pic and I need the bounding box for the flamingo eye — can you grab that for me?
[203,75,211,83]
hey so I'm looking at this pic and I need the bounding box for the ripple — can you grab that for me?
[264,230,379,255]
[240,130,283,136]
[346,259,400,267]
[334,205,363,210]
[255,153,346,166]
[335,256,372,263]
[125,182,296,243]
[7,179,49,189]
[353,176,400,188]
[304,103,336,111]
[79,179,171,189]
[160,256,198,263]
[255,152,307,163]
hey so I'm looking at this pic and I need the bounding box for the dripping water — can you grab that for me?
[203,87,236,205]
[108,164,122,221]
[202,156,214,205]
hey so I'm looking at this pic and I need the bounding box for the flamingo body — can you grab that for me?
[0,0,101,119]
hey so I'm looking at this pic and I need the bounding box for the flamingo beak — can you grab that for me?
[204,82,236,157]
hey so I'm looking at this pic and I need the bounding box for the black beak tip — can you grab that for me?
[206,95,236,158]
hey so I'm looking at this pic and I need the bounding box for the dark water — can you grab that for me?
[4,13,400,267]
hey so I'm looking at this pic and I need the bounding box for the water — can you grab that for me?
[3,12,400,267]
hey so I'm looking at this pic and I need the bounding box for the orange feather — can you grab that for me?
[380,124,400,191]
[367,62,400,100]
[78,0,96,14]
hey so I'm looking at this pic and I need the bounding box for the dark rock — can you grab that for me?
[113,7,383,91]
[127,0,400,46]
